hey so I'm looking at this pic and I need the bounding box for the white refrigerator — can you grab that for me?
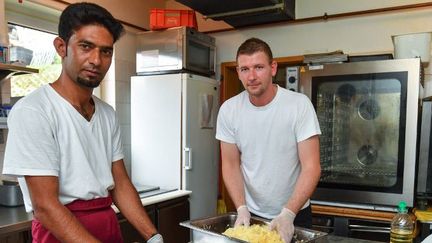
[131,73,219,220]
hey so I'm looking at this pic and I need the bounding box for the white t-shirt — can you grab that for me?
[216,85,321,219]
[2,84,124,212]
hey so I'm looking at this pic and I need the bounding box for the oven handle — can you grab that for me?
[349,224,390,233]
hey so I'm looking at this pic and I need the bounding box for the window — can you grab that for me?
[5,0,61,99]
[8,23,61,97]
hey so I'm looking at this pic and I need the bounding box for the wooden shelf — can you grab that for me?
[0,63,38,81]
[311,204,396,222]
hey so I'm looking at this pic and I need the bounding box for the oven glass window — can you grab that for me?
[312,72,407,193]
[187,40,210,71]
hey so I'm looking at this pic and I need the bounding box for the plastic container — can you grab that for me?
[392,32,431,64]
[390,201,414,243]
[9,46,33,65]
[0,180,24,207]
[150,9,197,30]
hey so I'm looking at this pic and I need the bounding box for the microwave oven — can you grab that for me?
[299,58,421,209]
[136,26,216,77]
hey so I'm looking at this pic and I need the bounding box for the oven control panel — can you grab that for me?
[286,66,300,92]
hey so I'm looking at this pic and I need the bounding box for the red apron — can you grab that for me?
[32,197,123,243]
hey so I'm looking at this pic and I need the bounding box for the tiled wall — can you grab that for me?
[113,31,136,176]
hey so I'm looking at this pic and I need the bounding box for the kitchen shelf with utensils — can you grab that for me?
[0,63,38,128]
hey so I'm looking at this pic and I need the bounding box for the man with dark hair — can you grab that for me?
[2,2,163,243]
[216,37,321,243]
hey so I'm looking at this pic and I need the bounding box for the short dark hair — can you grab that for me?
[236,37,273,63]
[58,2,124,43]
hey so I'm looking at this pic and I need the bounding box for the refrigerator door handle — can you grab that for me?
[184,147,192,170]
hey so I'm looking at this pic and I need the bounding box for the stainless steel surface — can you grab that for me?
[135,184,160,194]
[138,188,177,198]
[0,182,24,207]
[180,213,327,243]
[0,206,32,235]
[136,26,216,77]
[300,58,421,207]
[417,98,432,195]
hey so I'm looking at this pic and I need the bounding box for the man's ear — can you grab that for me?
[53,37,67,57]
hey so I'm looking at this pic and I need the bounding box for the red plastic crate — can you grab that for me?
[150,9,197,30]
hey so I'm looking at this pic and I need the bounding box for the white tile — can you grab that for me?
[114,32,137,62]
[114,59,131,82]
[122,144,131,176]
[116,103,131,125]
[128,58,136,75]
[116,80,131,104]
[120,124,131,146]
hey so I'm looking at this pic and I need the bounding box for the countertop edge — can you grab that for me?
[112,189,192,213]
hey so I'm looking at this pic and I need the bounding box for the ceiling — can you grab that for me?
[175,0,295,28]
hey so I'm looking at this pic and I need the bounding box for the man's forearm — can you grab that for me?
[33,202,100,243]
[111,160,158,240]
[285,136,321,214]
[222,161,246,209]
[111,182,158,240]
[284,166,320,214]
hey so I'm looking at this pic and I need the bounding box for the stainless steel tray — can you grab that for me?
[180,212,327,243]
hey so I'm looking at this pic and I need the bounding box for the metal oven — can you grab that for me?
[299,58,421,209]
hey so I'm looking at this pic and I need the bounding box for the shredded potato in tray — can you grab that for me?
[223,224,283,243]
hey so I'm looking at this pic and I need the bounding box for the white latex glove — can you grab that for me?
[270,208,296,243]
[234,205,251,227]
[147,233,163,243]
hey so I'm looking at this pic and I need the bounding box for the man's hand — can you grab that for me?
[234,205,251,227]
[270,208,296,243]
[147,233,163,243]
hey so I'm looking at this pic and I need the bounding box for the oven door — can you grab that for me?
[300,58,421,208]
[184,32,216,77]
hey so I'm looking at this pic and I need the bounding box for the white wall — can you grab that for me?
[296,0,430,18]
[210,7,432,94]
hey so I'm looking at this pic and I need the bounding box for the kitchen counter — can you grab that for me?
[0,203,32,236]
[0,189,191,236]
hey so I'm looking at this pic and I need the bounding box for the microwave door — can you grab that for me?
[136,28,183,73]
[185,39,216,76]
